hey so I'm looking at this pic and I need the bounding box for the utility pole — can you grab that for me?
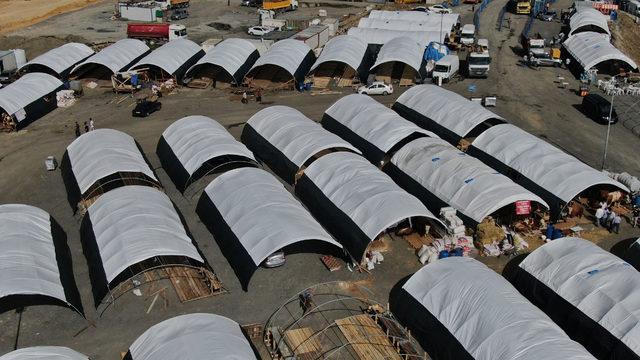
[601,77,616,171]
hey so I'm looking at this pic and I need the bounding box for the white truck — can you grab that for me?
[467,38,491,78]
[433,54,460,84]
[460,24,475,46]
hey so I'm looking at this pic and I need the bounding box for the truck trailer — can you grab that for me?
[466,39,491,77]
[262,0,298,12]
[127,23,188,44]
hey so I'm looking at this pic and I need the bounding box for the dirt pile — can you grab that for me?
[0,34,88,59]
[0,0,103,35]
[612,13,640,68]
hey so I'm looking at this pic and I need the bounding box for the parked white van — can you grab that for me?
[460,24,476,46]
[432,54,459,83]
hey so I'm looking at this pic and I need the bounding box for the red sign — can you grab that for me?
[515,200,532,215]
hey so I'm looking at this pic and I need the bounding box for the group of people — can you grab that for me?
[241,89,262,104]
[594,203,622,234]
[74,118,95,137]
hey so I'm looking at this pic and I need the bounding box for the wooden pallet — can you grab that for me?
[283,327,323,359]
[242,323,263,340]
[165,267,223,303]
[186,77,213,89]
[335,315,402,360]
[321,255,342,271]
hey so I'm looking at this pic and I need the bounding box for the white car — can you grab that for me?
[247,26,273,36]
[357,82,393,95]
[428,4,452,13]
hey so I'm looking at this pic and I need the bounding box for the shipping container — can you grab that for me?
[119,3,163,22]
[290,25,329,50]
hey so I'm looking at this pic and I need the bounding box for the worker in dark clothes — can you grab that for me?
[83,121,89,133]
[241,91,248,104]
[255,89,262,103]
[74,122,81,137]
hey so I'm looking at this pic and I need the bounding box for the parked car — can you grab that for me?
[263,251,286,268]
[428,4,452,13]
[538,10,557,21]
[529,52,562,67]
[241,0,262,6]
[582,94,618,124]
[247,26,273,36]
[171,9,189,20]
[357,82,393,95]
[412,6,428,11]
[132,99,161,117]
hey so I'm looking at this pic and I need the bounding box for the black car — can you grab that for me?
[241,0,262,6]
[581,93,618,124]
[132,100,161,117]
[171,9,189,20]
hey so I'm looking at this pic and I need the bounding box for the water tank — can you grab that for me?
[12,49,26,68]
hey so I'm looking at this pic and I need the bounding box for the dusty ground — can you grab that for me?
[612,12,640,69]
[0,0,104,35]
[1,0,640,359]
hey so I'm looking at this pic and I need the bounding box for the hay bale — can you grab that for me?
[476,218,504,244]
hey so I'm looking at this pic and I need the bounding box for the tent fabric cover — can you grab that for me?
[242,105,360,183]
[202,167,341,267]
[0,73,62,116]
[323,94,436,163]
[0,205,68,305]
[302,151,440,240]
[371,36,426,74]
[161,115,256,177]
[392,257,596,360]
[0,347,89,360]
[248,39,312,81]
[184,38,259,84]
[390,137,548,223]
[347,27,445,46]
[66,128,158,194]
[569,8,610,36]
[310,35,368,74]
[20,43,94,76]
[358,18,454,33]
[71,39,150,75]
[511,237,640,358]
[470,124,628,204]
[563,32,638,71]
[368,10,459,28]
[128,313,257,360]
[394,85,505,142]
[130,39,203,75]
[85,185,203,283]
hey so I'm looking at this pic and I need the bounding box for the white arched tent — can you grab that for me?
[388,137,548,225]
[469,123,628,217]
[245,39,314,88]
[323,94,437,163]
[569,8,610,37]
[197,167,341,288]
[367,10,459,29]
[241,105,360,184]
[563,32,638,72]
[184,38,260,86]
[0,347,89,360]
[20,43,94,78]
[129,39,204,82]
[158,115,257,191]
[391,257,596,360]
[371,36,426,76]
[393,84,505,143]
[309,35,370,85]
[127,313,257,360]
[0,73,62,129]
[71,39,150,78]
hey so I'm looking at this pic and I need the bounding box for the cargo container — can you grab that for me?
[290,25,329,50]
[119,3,163,22]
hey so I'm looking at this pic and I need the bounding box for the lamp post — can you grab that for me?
[601,76,617,171]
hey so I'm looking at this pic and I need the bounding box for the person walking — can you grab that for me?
[74,122,81,138]
[611,214,621,234]
[89,118,95,131]
[255,89,262,103]
[594,206,604,227]
[83,121,89,133]
[606,210,616,229]
[241,91,248,104]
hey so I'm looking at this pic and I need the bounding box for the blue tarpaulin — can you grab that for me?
[424,42,449,62]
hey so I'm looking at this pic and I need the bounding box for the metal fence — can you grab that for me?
[473,0,493,30]
[496,3,508,31]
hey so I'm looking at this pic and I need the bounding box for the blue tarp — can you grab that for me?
[424,42,449,62]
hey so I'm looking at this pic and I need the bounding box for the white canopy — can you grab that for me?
[372,36,425,74]
[569,8,610,36]
[204,167,341,266]
[71,39,149,75]
[20,43,94,76]
[130,39,202,75]
[248,39,312,78]
[66,128,158,194]
[246,106,360,167]
[395,84,505,139]
[368,10,459,28]
[519,237,640,355]
[324,94,437,154]
[471,124,628,203]
[86,185,203,283]
[563,32,638,71]
[0,205,67,305]
[162,115,256,176]
[403,257,596,360]
[0,347,89,360]
[347,27,445,46]
[129,313,257,360]
[310,35,368,73]
[304,151,441,239]
[358,18,454,33]
[184,38,258,82]
[391,138,548,223]
[0,73,62,117]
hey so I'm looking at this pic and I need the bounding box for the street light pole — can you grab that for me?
[601,79,616,171]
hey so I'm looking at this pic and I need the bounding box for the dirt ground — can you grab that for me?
[1,0,640,359]
[612,12,640,68]
[0,0,103,35]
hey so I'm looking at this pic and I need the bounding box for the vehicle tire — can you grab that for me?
[383,91,388,95]
[362,92,367,95]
